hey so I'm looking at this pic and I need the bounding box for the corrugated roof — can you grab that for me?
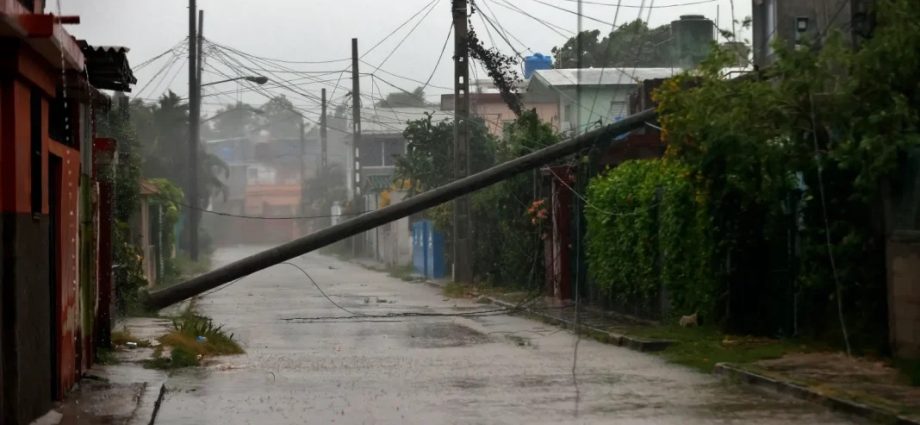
[78,40,137,92]
[530,68,679,88]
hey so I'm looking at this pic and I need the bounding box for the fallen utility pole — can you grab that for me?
[145,109,656,309]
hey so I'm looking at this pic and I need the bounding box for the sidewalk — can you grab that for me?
[479,291,920,424]
[716,354,920,424]
[47,317,172,425]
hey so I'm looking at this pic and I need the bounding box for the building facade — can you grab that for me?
[1,2,135,423]
[752,0,875,67]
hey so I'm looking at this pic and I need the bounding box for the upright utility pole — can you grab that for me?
[299,120,307,216]
[321,88,328,171]
[452,0,472,283]
[188,0,201,260]
[350,38,361,200]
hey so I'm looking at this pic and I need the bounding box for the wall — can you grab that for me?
[888,232,920,358]
[559,86,632,135]
[0,41,85,424]
[752,0,858,67]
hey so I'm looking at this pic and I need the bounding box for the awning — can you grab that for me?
[78,41,136,92]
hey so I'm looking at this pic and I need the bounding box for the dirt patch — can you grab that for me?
[406,322,491,348]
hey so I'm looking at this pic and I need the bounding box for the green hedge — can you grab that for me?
[586,159,715,317]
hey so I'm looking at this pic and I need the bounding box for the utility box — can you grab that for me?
[412,219,446,279]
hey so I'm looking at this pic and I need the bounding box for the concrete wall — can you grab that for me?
[752,0,858,67]
[888,232,920,359]
[558,86,632,135]
[1,214,52,425]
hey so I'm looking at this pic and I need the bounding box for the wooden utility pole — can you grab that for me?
[321,88,328,171]
[452,0,472,283]
[188,0,201,260]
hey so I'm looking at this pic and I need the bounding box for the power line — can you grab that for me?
[369,0,442,74]
[479,0,535,54]
[361,0,441,59]
[421,23,454,93]
[360,61,454,91]
[490,0,573,38]
[206,39,350,64]
[552,0,715,8]
[179,201,369,221]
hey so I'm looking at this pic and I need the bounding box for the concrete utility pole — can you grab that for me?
[452,0,473,283]
[350,38,361,200]
[145,109,655,309]
[351,38,363,257]
[300,120,307,216]
[321,88,328,171]
[188,0,201,260]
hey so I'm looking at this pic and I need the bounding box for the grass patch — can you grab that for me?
[895,359,920,387]
[387,265,418,281]
[144,306,243,369]
[443,281,468,298]
[621,325,817,372]
[111,327,151,348]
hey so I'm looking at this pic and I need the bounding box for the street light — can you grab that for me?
[201,75,269,87]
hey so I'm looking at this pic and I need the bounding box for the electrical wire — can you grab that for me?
[490,0,573,38]
[808,91,852,356]
[281,261,363,316]
[360,0,441,59]
[369,0,441,74]
[421,24,454,93]
[553,0,715,7]
[178,202,369,221]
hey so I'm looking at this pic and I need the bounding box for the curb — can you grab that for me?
[486,297,673,353]
[148,382,167,425]
[714,363,920,425]
[128,381,167,425]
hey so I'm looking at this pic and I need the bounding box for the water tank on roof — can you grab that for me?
[524,53,553,79]
[671,14,715,69]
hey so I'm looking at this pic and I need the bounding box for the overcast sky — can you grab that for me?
[63,0,751,120]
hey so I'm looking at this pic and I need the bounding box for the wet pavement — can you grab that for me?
[155,245,863,424]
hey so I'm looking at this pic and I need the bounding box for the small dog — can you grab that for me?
[679,312,699,328]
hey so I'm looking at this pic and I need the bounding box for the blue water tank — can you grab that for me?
[524,53,553,79]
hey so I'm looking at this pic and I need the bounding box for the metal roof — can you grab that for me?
[78,40,137,92]
[529,68,679,88]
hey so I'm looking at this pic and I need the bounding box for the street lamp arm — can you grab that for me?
[201,75,269,87]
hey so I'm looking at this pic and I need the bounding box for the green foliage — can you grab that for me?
[148,178,183,283]
[586,159,714,316]
[395,112,496,195]
[652,0,920,344]
[552,20,673,69]
[395,110,558,286]
[97,96,148,315]
[376,86,428,108]
[623,324,816,372]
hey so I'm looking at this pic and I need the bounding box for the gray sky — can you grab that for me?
[63,0,751,121]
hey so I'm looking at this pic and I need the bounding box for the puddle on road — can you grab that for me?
[406,322,491,348]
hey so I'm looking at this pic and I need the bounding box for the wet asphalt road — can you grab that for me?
[155,246,860,425]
